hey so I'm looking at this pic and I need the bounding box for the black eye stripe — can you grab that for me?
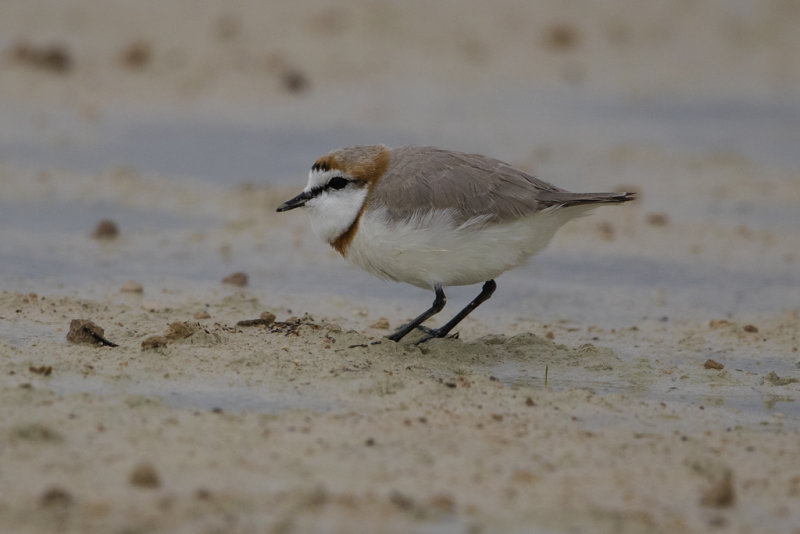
[303,177,350,201]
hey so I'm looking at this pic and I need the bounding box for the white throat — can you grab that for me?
[303,170,368,244]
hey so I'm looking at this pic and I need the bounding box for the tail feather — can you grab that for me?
[540,191,636,208]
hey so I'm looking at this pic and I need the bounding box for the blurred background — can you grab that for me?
[1,0,798,326]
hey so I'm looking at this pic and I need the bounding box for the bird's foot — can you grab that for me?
[414,330,459,346]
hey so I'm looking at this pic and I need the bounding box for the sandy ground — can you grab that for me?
[1,1,800,533]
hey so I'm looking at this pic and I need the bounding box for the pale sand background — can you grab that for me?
[1,1,800,533]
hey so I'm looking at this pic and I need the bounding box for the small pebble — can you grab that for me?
[281,68,310,93]
[129,462,161,488]
[543,23,580,51]
[743,324,759,333]
[222,272,249,287]
[66,319,118,347]
[709,319,732,329]
[193,311,211,320]
[39,486,74,507]
[370,317,390,329]
[646,212,670,226]
[700,473,735,508]
[120,280,144,293]
[141,335,168,350]
[29,365,53,376]
[11,41,72,73]
[91,219,119,239]
[164,322,194,340]
[142,299,165,312]
[119,40,152,69]
[704,359,724,370]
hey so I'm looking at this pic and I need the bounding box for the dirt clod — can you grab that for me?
[543,24,580,51]
[119,40,152,69]
[129,462,161,488]
[370,317,390,329]
[91,219,120,239]
[704,359,724,370]
[763,372,799,386]
[141,335,169,350]
[29,365,53,376]
[646,212,670,226]
[700,473,735,508]
[120,280,144,293]
[10,41,72,73]
[237,312,276,327]
[67,319,118,347]
[222,272,249,287]
[39,486,74,507]
[709,319,733,329]
[281,68,310,93]
[165,321,195,340]
[743,324,759,333]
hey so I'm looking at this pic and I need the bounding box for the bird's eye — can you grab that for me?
[328,176,348,190]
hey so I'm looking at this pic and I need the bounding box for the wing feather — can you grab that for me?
[370,146,567,225]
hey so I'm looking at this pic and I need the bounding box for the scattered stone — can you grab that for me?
[700,473,735,508]
[763,372,799,386]
[193,310,211,320]
[709,319,733,329]
[164,321,194,341]
[742,324,759,333]
[91,219,119,239]
[12,423,62,443]
[29,365,53,376]
[704,359,724,370]
[525,397,536,406]
[545,331,555,340]
[281,68,310,93]
[39,486,74,508]
[141,299,165,312]
[194,487,213,500]
[129,462,161,488]
[646,212,670,226]
[428,493,455,513]
[67,319,118,347]
[512,469,537,484]
[222,272,249,287]
[543,23,580,51]
[119,40,152,69]
[10,41,72,73]
[120,280,144,293]
[370,317,390,329]
[389,490,415,511]
[237,311,276,327]
[596,221,614,241]
[141,335,168,350]
[215,14,241,41]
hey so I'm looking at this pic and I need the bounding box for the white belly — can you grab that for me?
[345,206,590,289]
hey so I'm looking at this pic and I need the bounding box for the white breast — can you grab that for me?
[346,205,592,289]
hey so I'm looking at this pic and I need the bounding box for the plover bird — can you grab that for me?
[277,145,634,343]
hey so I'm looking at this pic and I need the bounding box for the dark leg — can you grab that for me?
[387,285,446,342]
[415,280,496,345]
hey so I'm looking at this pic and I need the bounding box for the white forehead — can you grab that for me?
[304,169,346,192]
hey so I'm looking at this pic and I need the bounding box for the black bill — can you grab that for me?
[276,191,311,212]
